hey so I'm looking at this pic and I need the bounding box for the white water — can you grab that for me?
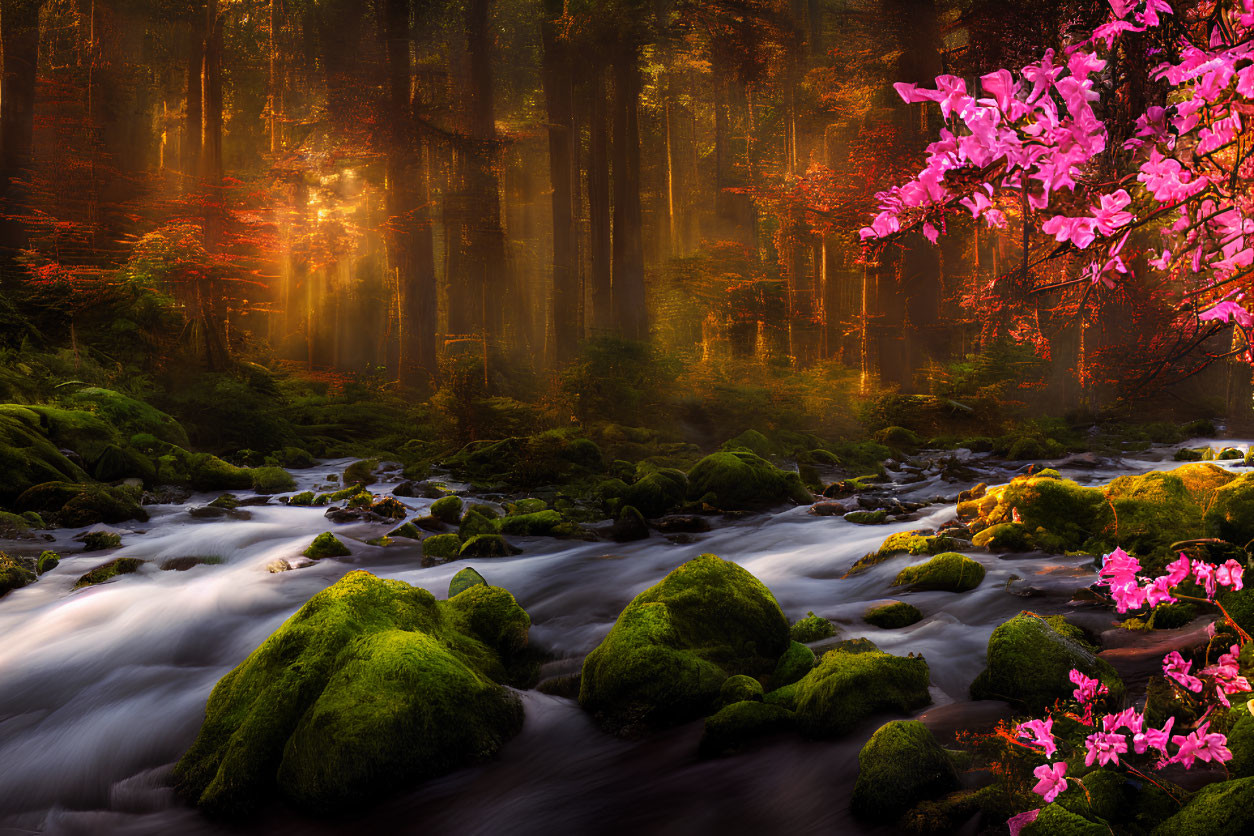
[0,444,1239,835]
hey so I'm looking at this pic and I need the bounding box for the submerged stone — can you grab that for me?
[73,557,143,589]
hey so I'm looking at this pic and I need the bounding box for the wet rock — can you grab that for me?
[17,480,149,528]
[686,451,813,511]
[843,509,887,525]
[0,552,36,597]
[652,514,711,533]
[413,515,447,532]
[266,558,292,573]
[609,505,649,542]
[36,550,60,574]
[865,601,923,628]
[142,485,192,506]
[236,495,272,507]
[698,701,795,758]
[459,534,521,558]
[790,611,837,643]
[793,647,931,737]
[73,557,144,589]
[368,496,408,520]
[851,720,959,822]
[893,553,985,593]
[161,556,222,571]
[303,532,351,560]
[82,531,122,551]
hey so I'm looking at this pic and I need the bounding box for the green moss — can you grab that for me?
[763,682,799,710]
[173,571,526,816]
[499,510,563,536]
[251,466,296,495]
[73,557,143,589]
[0,552,36,597]
[1150,776,1254,835]
[458,534,521,558]
[422,533,462,560]
[288,491,316,506]
[851,720,959,822]
[1175,447,1204,462]
[874,426,922,450]
[368,496,408,520]
[67,387,189,446]
[16,480,148,528]
[93,443,155,483]
[772,640,816,686]
[459,507,499,538]
[508,498,548,515]
[82,531,122,551]
[698,701,795,757]
[789,611,837,643]
[443,582,531,662]
[388,522,422,540]
[36,550,60,574]
[893,553,985,593]
[1219,447,1244,460]
[0,408,91,501]
[579,554,790,735]
[865,601,923,629]
[685,451,813,510]
[722,429,776,457]
[429,495,463,524]
[969,612,1123,711]
[971,522,1035,552]
[719,674,764,705]
[303,532,351,560]
[620,469,687,518]
[1053,767,1178,833]
[208,493,240,510]
[1229,711,1254,778]
[1204,472,1254,548]
[1022,803,1108,836]
[449,567,488,598]
[877,530,961,558]
[343,458,379,486]
[323,482,366,502]
[793,648,931,737]
[158,450,253,491]
[844,510,888,525]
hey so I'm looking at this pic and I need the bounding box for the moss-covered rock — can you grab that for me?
[772,640,816,686]
[685,451,812,510]
[793,647,931,737]
[16,481,148,528]
[422,533,462,560]
[36,550,60,574]
[1149,776,1254,835]
[287,491,315,507]
[459,507,499,538]
[969,612,1122,711]
[1022,803,1108,836]
[698,701,795,757]
[388,522,422,540]
[0,552,36,597]
[251,466,296,495]
[620,469,687,518]
[73,557,143,589]
[303,532,351,560]
[865,601,923,629]
[443,581,531,662]
[68,387,189,447]
[876,530,962,559]
[610,505,649,542]
[851,720,959,822]
[173,571,526,816]
[0,408,92,501]
[458,534,521,558]
[368,496,408,520]
[1204,472,1254,549]
[844,510,888,525]
[789,611,837,643]
[449,567,488,598]
[343,458,379,486]
[719,674,764,705]
[970,522,1034,552]
[722,429,776,458]
[579,554,789,735]
[82,531,122,551]
[499,510,563,536]
[893,553,985,593]
[429,495,463,524]
[93,443,156,484]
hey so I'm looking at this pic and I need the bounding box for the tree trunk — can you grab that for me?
[183,12,203,181]
[0,0,43,265]
[610,44,647,342]
[541,0,577,364]
[587,61,612,334]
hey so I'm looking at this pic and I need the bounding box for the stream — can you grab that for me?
[0,441,1237,836]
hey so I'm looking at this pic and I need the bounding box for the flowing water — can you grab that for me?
[0,443,1235,835]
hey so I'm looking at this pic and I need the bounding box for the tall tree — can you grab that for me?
[541,0,579,362]
[610,41,648,341]
[0,0,44,269]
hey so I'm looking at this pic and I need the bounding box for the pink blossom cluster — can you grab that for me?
[1098,547,1243,614]
[862,0,1254,338]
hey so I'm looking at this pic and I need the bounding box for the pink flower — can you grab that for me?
[1102,707,1144,735]
[1217,559,1244,591]
[1163,651,1204,693]
[1134,716,1175,754]
[1144,576,1178,608]
[1071,669,1108,703]
[1110,580,1148,613]
[1032,761,1068,802]
[1099,547,1141,585]
[1164,553,1192,585]
[1201,645,1251,707]
[1199,300,1254,331]
[1172,722,1232,768]
[1007,809,1041,836]
[1193,560,1218,599]
[1018,717,1058,758]
[1085,731,1128,766]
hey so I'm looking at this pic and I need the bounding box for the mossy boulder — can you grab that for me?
[67,387,189,447]
[303,532,351,560]
[343,458,379,486]
[459,507,499,538]
[449,567,488,598]
[719,674,764,705]
[1150,776,1254,835]
[789,611,836,643]
[685,451,813,510]
[82,531,122,551]
[251,466,296,495]
[722,429,776,458]
[0,407,91,501]
[429,495,463,524]
[499,510,563,536]
[865,601,923,628]
[422,533,462,560]
[443,581,531,661]
[154,449,254,492]
[172,571,526,816]
[851,720,959,822]
[969,612,1123,711]
[772,640,816,686]
[876,530,961,559]
[0,553,36,597]
[620,469,687,518]
[16,481,148,528]
[844,510,888,525]
[893,553,985,593]
[1204,472,1254,548]
[1022,803,1109,836]
[459,534,521,558]
[36,550,60,574]
[73,557,143,589]
[698,701,795,757]
[388,522,422,540]
[874,426,922,450]
[93,443,156,484]
[793,647,931,737]
[971,522,1034,552]
[610,505,650,542]
[579,554,789,735]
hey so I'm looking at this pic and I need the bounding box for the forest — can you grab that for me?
[2,0,1254,833]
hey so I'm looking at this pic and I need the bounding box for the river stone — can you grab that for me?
[969,612,1123,712]
[851,720,959,822]
[610,505,649,542]
[0,553,36,598]
[793,647,931,738]
[579,553,789,736]
[173,570,527,816]
[449,567,488,598]
[686,451,813,510]
[698,701,795,758]
[893,553,985,592]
